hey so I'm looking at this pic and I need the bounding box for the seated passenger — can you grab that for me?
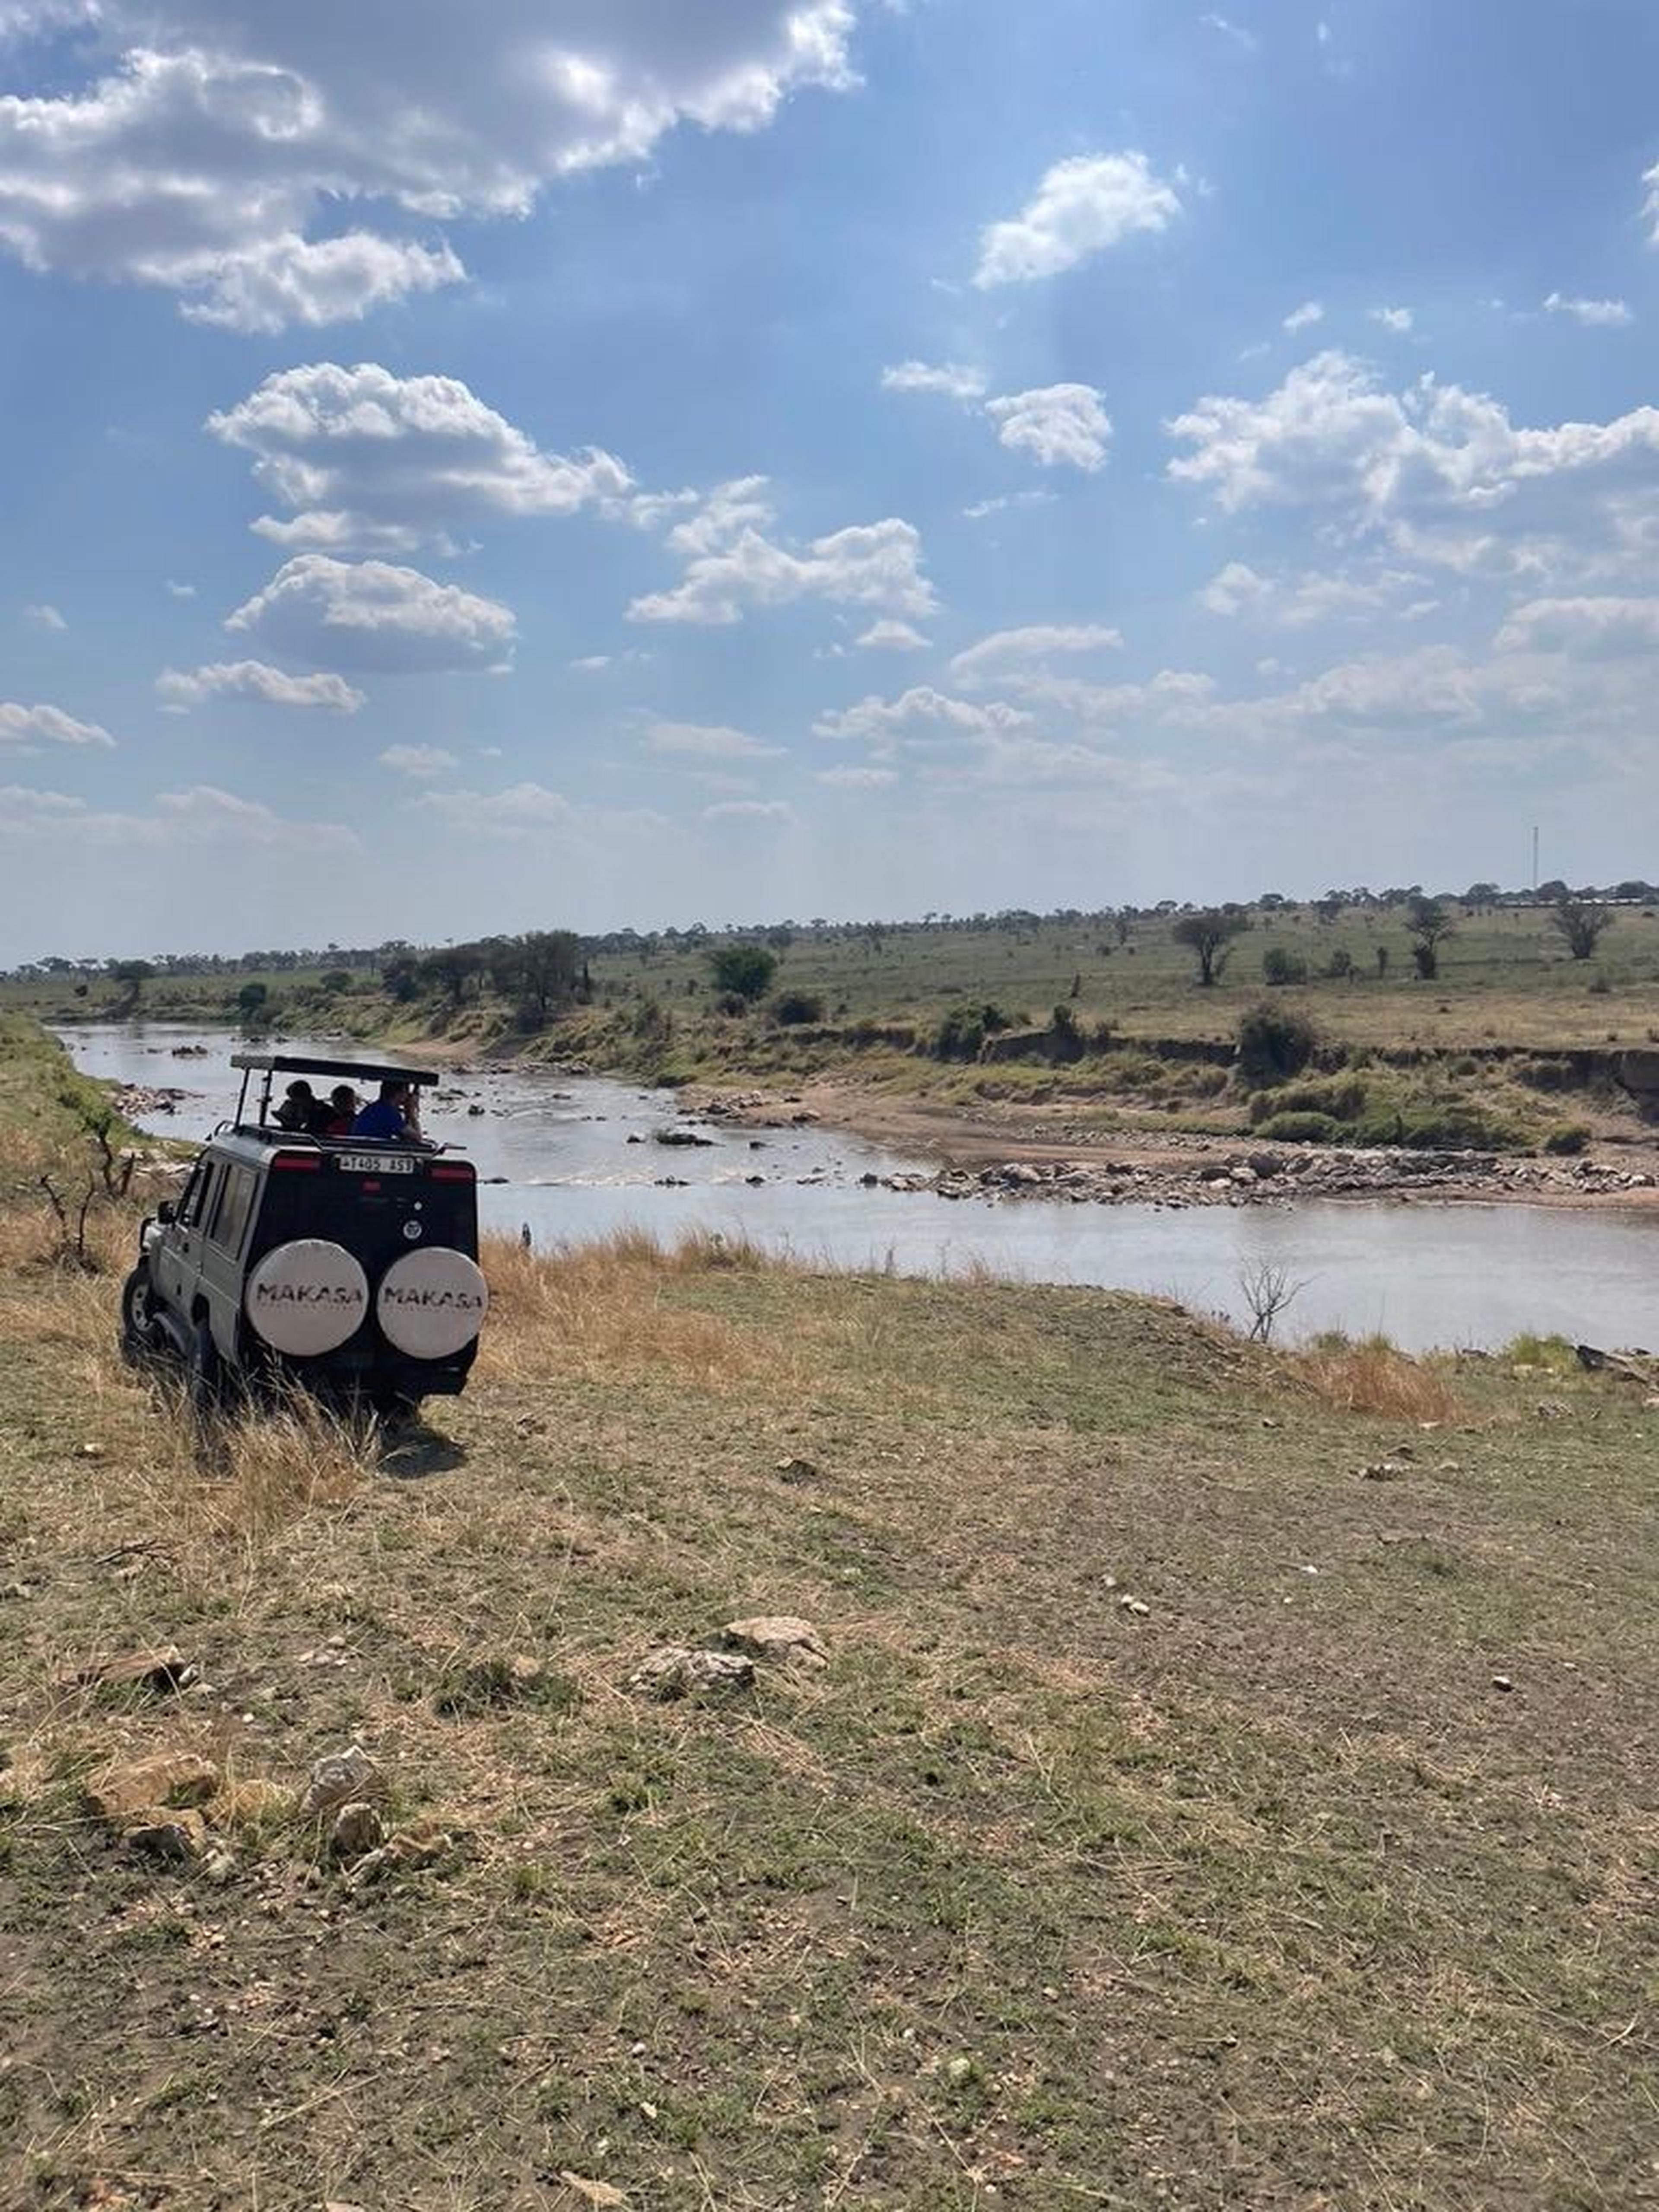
[272,1079,318,1132]
[318,1084,358,1137]
[350,1079,423,1143]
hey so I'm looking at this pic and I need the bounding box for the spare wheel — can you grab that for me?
[375,1248,489,1360]
[245,1240,370,1356]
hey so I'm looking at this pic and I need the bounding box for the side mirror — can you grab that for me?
[156,1200,176,1225]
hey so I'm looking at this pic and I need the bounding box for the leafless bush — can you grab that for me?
[1238,1261,1307,1344]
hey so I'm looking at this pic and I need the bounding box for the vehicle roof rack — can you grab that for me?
[230,1052,440,1086]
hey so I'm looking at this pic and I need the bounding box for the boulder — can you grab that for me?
[627,1646,756,1700]
[86,1751,219,1824]
[721,1616,828,1669]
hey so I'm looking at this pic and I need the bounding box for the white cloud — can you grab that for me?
[1199,560,1431,625]
[815,764,898,787]
[1167,348,1659,580]
[950,623,1123,686]
[181,233,463,335]
[642,720,781,759]
[628,478,936,627]
[415,781,669,842]
[973,152,1182,287]
[165,580,196,598]
[1283,300,1324,334]
[0,699,114,749]
[1646,161,1659,245]
[1200,14,1260,52]
[1369,305,1414,333]
[22,602,65,631]
[1543,292,1633,328]
[156,659,365,712]
[225,556,515,674]
[855,619,929,651]
[814,685,1033,746]
[880,361,987,401]
[0,782,356,852]
[209,362,631,554]
[0,4,858,327]
[702,798,794,822]
[962,487,1057,521]
[1494,596,1659,655]
[985,382,1111,471]
[378,743,458,777]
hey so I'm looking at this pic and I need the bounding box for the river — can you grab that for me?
[56,1022,1659,1354]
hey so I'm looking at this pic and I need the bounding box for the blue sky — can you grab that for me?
[4,0,1659,961]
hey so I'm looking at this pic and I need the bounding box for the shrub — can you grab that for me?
[1322,947,1355,980]
[1248,1073,1366,1124]
[1252,1110,1343,1144]
[772,990,824,1027]
[708,943,779,1003]
[1261,947,1309,987]
[1543,1123,1591,1155]
[1236,1001,1319,1088]
[932,1002,1013,1061]
[1351,1103,1521,1151]
[1517,1056,1577,1092]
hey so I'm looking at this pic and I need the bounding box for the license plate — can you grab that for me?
[337,1152,416,1175]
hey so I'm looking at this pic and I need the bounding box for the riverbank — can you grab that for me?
[687,1076,1659,1211]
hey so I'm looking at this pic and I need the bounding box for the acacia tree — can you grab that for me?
[1405,894,1456,979]
[1171,908,1250,987]
[709,942,779,1002]
[1548,896,1615,962]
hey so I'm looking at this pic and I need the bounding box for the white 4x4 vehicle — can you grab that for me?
[121,1052,488,1421]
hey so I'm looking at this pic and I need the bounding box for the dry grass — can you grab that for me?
[1292,1336,1467,1423]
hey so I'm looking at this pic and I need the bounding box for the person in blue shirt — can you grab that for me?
[350,1079,422,1143]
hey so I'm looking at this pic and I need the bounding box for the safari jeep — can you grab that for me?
[120,1052,488,1420]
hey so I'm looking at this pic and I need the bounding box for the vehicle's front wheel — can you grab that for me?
[119,1266,159,1364]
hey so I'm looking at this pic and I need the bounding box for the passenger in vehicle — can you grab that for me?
[318,1084,358,1137]
[272,1079,318,1131]
[351,1079,423,1143]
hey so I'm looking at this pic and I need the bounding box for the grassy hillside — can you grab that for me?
[0,1021,1654,2208]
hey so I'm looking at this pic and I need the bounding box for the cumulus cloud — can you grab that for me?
[415,781,669,842]
[0,699,113,748]
[985,383,1111,471]
[1494,596,1659,654]
[815,764,897,787]
[855,619,929,650]
[156,659,365,712]
[1369,305,1414,333]
[974,152,1182,286]
[813,685,1032,746]
[225,555,515,673]
[0,3,858,327]
[209,362,631,553]
[22,602,65,631]
[378,743,458,777]
[0,781,356,852]
[628,479,935,627]
[1283,300,1324,333]
[880,361,987,400]
[1167,348,1659,579]
[1199,560,1432,626]
[1543,292,1633,328]
[703,798,794,822]
[950,623,1123,687]
[642,720,781,758]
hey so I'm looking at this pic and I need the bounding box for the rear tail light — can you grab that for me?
[428,1163,474,1182]
[270,1153,321,1172]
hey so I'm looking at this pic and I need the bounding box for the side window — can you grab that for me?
[209,1166,255,1255]
[179,1159,219,1228]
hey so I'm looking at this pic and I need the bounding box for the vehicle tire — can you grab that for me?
[369,1385,421,1429]
[119,1266,157,1364]
[186,1316,224,1419]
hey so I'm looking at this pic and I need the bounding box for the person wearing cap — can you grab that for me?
[272,1079,318,1131]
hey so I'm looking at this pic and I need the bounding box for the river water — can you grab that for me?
[56,1022,1659,1354]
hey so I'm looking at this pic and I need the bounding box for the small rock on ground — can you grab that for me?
[300,1744,383,1819]
[328,1801,385,1860]
[720,1616,828,1668]
[627,1646,756,1700]
[86,1751,219,1824]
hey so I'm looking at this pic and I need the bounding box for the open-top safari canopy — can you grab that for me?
[229,1051,442,1134]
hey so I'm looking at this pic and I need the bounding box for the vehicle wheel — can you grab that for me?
[186,1317,224,1418]
[369,1386,421,1429]
[119,1266,158,1364]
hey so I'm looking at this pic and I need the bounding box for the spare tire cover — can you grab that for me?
[245,1239,370,1355]
[375,1248,489,1360]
